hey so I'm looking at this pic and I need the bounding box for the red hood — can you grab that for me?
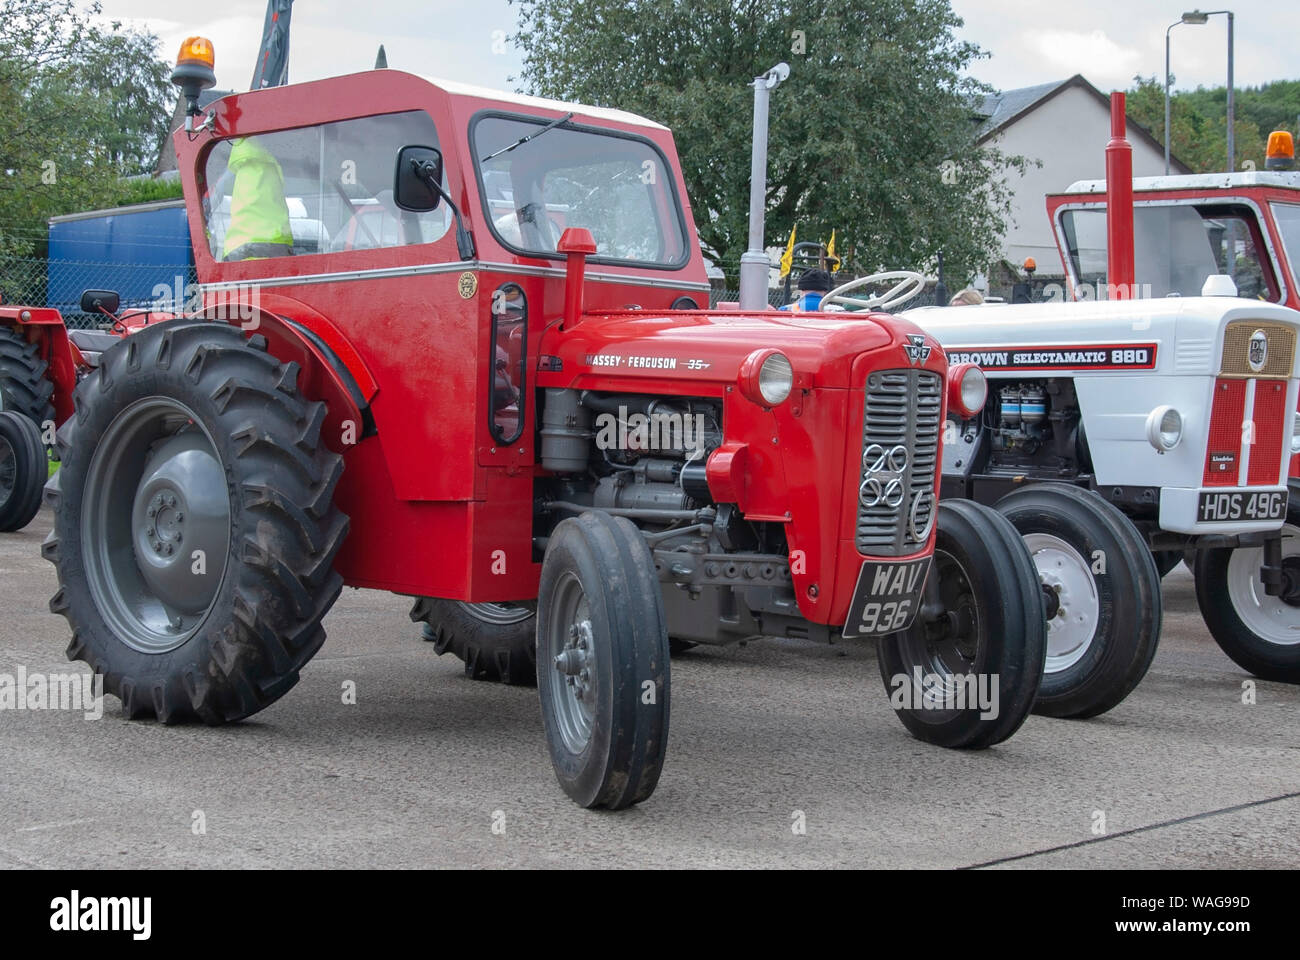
[539,309,933,391]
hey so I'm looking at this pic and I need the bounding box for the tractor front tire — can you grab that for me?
[1192,481,1300,683]
[411,598,537,685]
[537,512,670,809]
[43,320,349,723]
[996,484,1162,718]
[0,325,55,430]
[0,410,47,531]
[878,499,1046,749]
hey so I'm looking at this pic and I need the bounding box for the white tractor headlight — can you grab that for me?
[739,349,794,406]
[1146,405,1182,452]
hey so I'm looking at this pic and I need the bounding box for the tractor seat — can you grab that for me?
[68,329,121,367]
[68,329,121,353]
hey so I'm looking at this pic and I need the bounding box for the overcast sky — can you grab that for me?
[88,0,1298,98]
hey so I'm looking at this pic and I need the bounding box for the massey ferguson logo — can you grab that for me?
[1248,329,1269,372]
[903,334,931,366]
[861,444,909,508]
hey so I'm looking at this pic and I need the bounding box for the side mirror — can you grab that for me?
[394,145,443,212]
[81,289,121,315]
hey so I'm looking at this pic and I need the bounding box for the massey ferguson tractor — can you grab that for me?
[35,45,1051,809]
[898,95,1300,690]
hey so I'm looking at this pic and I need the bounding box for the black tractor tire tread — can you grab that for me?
[878,499,1046,749]
[995,483,1162,719]
[43,320,348,724]
[537,512,669,809]
[410,597,538,685]
[0,325,56,430]
[0,410,48,531]
[1192,481,1300,683]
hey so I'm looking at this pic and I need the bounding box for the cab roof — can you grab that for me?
[1060,170,1300,195]
[420,74,669,131]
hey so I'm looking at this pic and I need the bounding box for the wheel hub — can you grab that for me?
[83,398,231,654]
[556,621,594,704]
[1025,533,1100,674]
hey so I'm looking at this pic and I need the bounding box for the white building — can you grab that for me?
[975,75,1191,279]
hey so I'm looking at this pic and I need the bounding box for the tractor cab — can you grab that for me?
[1046,131,1300,306]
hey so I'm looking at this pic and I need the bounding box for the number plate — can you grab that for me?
[1196,490,1287,524]
[842,557,932,639]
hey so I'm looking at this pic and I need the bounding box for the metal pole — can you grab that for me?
[739,63,790,311]
[1226,12,1235,172]
[1165,23,1175,175]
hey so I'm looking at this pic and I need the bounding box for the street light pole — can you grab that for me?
[1226,11,1235,172]
[1164,20,1182,175]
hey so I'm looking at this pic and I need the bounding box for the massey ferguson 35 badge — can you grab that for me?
[585,353,681,370]
[945,343,1158,371]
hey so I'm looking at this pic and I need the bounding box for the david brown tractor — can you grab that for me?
[901,97,1300,688]
[39,45,1047,809]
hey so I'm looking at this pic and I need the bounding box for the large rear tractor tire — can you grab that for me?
[0,324,55,431]
[411,598,537,685]
[537,512,670,809]
[995,484,1162,718]
[1192,481,1300,683]
[43,320,349,723]
[878,499,1046,749]
[0,410,47,531]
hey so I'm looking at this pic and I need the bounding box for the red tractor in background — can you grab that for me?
[28,42,1050,809]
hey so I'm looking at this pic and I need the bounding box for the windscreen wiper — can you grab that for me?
[480,112,575,163]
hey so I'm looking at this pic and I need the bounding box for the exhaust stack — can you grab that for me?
[1105,91,1135,300]
[738,63,791,311]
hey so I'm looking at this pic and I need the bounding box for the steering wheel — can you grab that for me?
[821,271,926,312]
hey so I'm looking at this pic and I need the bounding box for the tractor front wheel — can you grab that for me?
[1192,482,1300,683]
[0,410,47,531]
[43,321,349,723]
[996,484,1162,718]
[537,512,669,809]
[877,499,1045,749]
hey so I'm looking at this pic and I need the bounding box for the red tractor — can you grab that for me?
[36,42,1048,809]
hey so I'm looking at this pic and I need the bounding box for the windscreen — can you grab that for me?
[473,115,687,267]
[1060,203,1281,301]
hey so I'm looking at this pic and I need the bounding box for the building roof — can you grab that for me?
[973,74,1192,174]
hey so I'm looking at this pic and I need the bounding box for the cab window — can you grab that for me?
[1060,203,1282,301]
[203,111,452,261]
[472,114,687,267]
[1270,203,1300,295]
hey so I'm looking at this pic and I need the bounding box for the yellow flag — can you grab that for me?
[827,229,839,272]
[779,224,797,278]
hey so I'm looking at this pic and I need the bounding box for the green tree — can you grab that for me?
[511,0,1027,284]
[0,0,175,257]
[1127,75,1300,174]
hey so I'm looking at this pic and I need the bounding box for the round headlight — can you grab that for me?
[1146,405,1182,451]
[758,353,793,405]
[947,363,987,419]
[738,349,794,407]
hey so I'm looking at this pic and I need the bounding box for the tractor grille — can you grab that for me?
[855,369,941,556]
[1220,321,1295,378]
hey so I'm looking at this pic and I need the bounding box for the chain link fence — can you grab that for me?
[0,256,197,329]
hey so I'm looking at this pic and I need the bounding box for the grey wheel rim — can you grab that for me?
[455,600,534,625]
[0,435,14,509]
[82,397,231,654]
[546,571,596,754]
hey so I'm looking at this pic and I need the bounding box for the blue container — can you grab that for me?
[46,200,194,315]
